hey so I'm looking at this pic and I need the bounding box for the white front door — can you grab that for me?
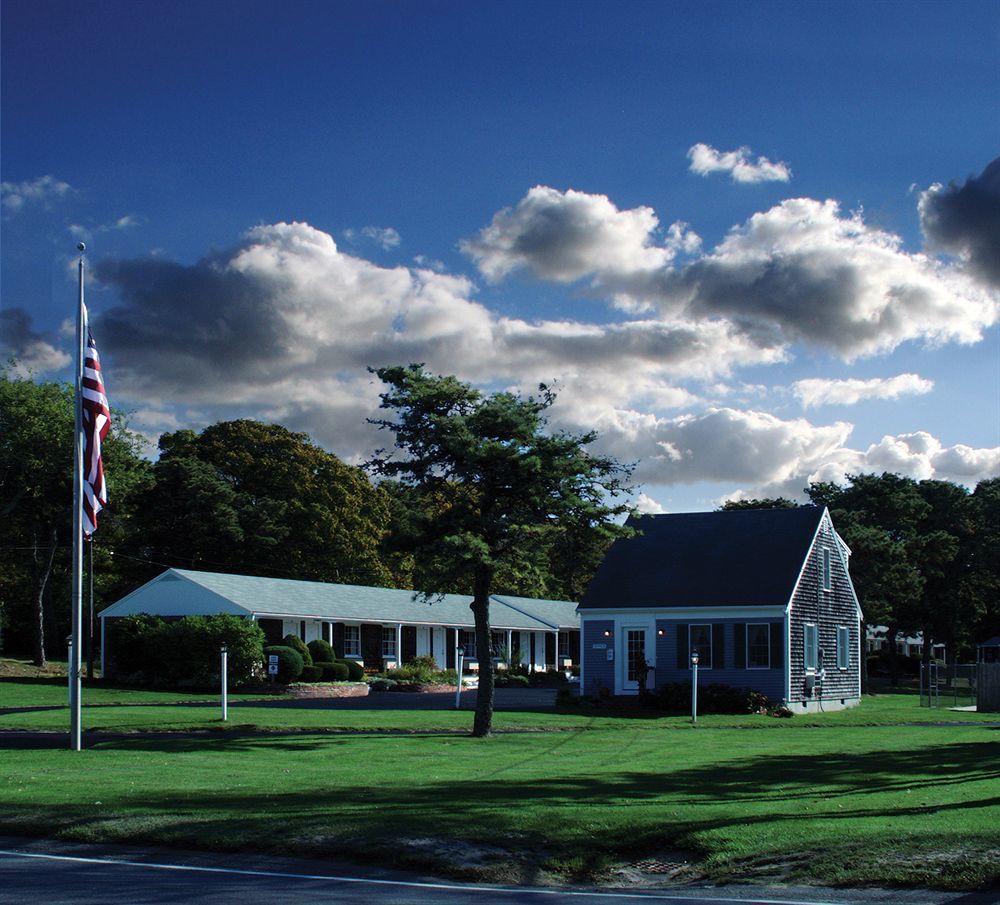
[430,627,447,668]
[416,626,430,659]
[619,624,652,693]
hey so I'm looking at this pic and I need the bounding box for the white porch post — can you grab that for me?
[454,627,460,669]
[396,623,403,668]
[553,630,559,671]
[506,629,513,667]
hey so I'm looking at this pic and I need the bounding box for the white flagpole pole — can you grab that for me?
[70,242,86,751]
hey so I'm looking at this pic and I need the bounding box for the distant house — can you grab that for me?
[578,507,863,712]
[99,569,579,679]
[866,625,946,661]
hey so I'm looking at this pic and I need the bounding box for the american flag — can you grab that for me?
[81,308,110,535]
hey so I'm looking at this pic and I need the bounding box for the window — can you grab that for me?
[626,629,646,682]
[804,623,819,671]
[689,624,712,669]
[558,631,570,659]
[491,631,505,657]
[747,623,770,669]
[460,629,476,659]
[343,625,360,658]
[822,548,832,591]
[837,625,850,670]
[382,626,397,658]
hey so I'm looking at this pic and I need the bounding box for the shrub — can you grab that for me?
[368,677,397,692]
[321,661,350,681]
[264,645,304,683]
[283,634,313,666]
[340,659,365,681]
[300,665,324,682]
[307,639,334,664]
[109,613,265,688]
[657,681,771,715]
[406,655,439,672]
[495,673,530,688]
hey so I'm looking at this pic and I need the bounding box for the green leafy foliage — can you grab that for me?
[340,659,365,681]
[367,364,633,736]
[263,645,304,683]
[306,639,334,663]
[320,661,349,681]
[282,634,313,666]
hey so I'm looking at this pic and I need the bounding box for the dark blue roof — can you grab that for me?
[580,506,826,610]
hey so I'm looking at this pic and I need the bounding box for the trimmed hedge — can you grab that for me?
[307,639,334,664]
[264,645,304,683]
[300,665,324,682]
[320,661,350,681]
[657,681,771,714]
[283,634,313,666]
[341,659,365,681]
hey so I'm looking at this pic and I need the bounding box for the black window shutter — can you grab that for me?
[676,624,688,669]
[770,622,784,669]
[712,625,725,670]
[734,624,746,669]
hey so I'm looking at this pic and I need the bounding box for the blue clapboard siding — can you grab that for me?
[582,619,615,697]
[653,618,786,701]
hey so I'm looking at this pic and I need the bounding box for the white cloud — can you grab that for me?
[343,225,402,250]
[461,185,698,284]
[633,493,667,515]
[1,175,72,212]
[0,308,71,375]
[792,373,934,408]
[687,143,791,184]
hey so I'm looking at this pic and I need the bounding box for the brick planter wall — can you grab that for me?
[285,682,369,699]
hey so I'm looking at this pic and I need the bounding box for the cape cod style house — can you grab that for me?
[99,569,580,679]
[577,506,863,712]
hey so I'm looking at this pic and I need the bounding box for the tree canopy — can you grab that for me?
[367,364,634,736]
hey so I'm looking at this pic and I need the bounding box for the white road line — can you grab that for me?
[0,849,847,904]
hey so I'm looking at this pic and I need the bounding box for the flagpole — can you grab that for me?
[70,242,86,752]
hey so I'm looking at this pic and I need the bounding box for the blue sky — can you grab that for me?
[3,0,998,512]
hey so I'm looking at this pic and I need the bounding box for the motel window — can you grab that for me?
[491,631,505,657]
[460,630,477,659]
[804,623,819,671]
[382,626,397,658]
[689,624,712,670]
[558,631,570,658]
[747,623,770,669]
[343,625,361,658]
[837,625,850,670]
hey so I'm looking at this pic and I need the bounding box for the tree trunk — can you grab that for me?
[471,565,494,738]
[30,527,58,668]
[886,622,900,687]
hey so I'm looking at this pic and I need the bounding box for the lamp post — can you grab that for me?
[690,649,699,724]
[455,646,465,709]
[220,643,229,722]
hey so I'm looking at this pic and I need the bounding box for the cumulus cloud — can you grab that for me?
[687,143,791,184]
[633,493,667,515]
[94,221,770,454]
[465,189,997,360]
[792,373,934,408]
[0,308,71,375]
[919,156,1000,288]
[1,175,72,212]
[460,185,699,284]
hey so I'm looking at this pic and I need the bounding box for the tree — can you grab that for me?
[367,364,634,737]
[133,420,394,586]
[0,370,149,663]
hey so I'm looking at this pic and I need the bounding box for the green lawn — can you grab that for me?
[2,678,999,890]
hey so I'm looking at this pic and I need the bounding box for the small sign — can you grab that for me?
[268,654,279,676]
[606,649,614,661]
[592,643,607,650]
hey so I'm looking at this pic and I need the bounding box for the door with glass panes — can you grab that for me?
[619,623,653,693]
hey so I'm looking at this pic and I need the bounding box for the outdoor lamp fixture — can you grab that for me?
[657,629,665,636]
[690,649,699,724]
[455,646,466,710]
[603,630,611,637]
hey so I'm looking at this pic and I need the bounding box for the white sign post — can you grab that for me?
[691,649,699,724]
[455,646,465,709]
[220,644,229,722]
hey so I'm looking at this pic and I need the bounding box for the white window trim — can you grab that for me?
[343,624,361,659]
[837,625,850,670]
[460,629,477,659]
[558,630,570,658]
[689,623,713,670]
[804,622,819,672]
[746,622,770,670]
[381,626,397,658]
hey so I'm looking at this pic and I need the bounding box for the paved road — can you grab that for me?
[2,838,997,905]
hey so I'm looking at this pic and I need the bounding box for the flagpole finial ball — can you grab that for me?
[77,242,86,253]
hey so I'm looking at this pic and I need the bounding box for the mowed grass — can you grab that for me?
[2,676,999,890]
[2,724,998,890]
